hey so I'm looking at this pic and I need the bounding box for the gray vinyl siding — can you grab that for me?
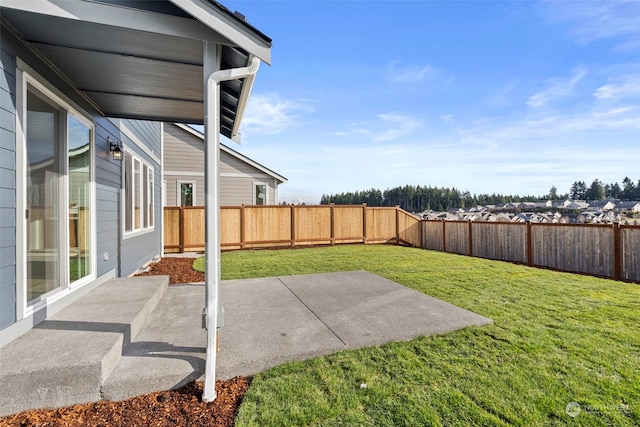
[118,119,162,277]
[163,123,280,207]
[163,123,205,206]
[0,23,162,335]
[95,119,123,277]
[0,45,17,329]
[219,151,278,205]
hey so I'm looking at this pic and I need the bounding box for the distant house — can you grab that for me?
[552,199,571,208]
[566,200,589,210]
[615,201,640,213]
[534,200,552,208]
[503,202,520,210]
[588,200,617,211]
[163,123,287,206]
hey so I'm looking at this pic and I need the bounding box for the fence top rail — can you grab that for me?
[365,206,399,210]
[420,218,640,229]
[529,222,622,229]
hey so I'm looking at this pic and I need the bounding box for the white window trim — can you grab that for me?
[15,60,97,318]
[122,148,155,239]
[177,180,196,206]
[253,181,268,205]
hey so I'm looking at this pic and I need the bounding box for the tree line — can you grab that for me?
[320,177,640,212]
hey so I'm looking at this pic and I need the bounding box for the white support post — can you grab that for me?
[202,51,260,403]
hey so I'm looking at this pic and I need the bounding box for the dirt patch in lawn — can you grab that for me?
[0,257,249,427]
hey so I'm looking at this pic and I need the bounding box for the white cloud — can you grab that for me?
[527,68,587,108]
[544,0,640,50]
[388,62,439,84]
[241,93,314,135]
[440,114,455,124]
[349,113,422,142]
[462,104,640,145]
[593,74,640,100]
[485,81,518,107]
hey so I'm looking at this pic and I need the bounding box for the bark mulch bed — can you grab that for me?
[135,256,205,284]
[0,256,249,427]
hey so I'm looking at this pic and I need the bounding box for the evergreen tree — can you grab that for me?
[622,177,636,200]
[585,179,605,201]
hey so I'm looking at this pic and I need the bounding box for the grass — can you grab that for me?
[195,245,640,426]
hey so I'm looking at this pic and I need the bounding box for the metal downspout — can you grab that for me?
[202,56,261,403]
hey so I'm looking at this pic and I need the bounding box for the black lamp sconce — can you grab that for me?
[108,137,123,161]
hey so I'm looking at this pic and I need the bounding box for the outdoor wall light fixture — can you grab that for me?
[108,137,123,160]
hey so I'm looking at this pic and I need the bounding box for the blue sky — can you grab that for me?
[214,0,640,204]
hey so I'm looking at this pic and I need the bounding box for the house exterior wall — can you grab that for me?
[116,119,163,277]
[163,123,280,207]
[0,46,17,329]
[163,123,205,206]
[219,150,279,205]
[0,24,162,343]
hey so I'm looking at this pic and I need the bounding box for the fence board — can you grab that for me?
[163,207,180,253]
[334,205,366,243]
[398,210,421,247]
[531,224,615,277]
[444,221,469,255]
[243,205,292,248]
[221,207,242,249]
[621,226,640,282]
[422,221,444,251]
[365,208,396,244]
[183,207,205,252]
[472,222,527,263]
[294,205,332,245]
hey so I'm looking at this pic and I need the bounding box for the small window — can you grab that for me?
[179,182,195,206]
[254,183,267,205]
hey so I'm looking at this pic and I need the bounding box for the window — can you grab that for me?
[254,183,267,205]
[178,181,195,206]
[21,74,95,307]
[124,150,154,234]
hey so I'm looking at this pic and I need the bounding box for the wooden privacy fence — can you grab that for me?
[422,220,640,283]
[164,206,640,283]
[164,204,422,253]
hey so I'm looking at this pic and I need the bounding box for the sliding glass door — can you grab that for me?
[68,116,92,283]
[25,82,93,305]
[26,87,61,302]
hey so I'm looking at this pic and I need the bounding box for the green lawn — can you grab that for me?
[196,245,640,426]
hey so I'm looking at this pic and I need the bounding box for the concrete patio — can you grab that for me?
[0,271,492,417]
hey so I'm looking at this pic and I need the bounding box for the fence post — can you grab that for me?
[396,206,400,244]
[179,205,185,253]
[468,220,473,257]
[362,203,367,244]
[442,219,447,252]
[526,222,533,266]
[240,205,245,249]
[330,204,335,245]
[290,204,296,248]
[614,223,622,280]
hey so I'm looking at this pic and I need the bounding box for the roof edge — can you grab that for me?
[169,0,271,64]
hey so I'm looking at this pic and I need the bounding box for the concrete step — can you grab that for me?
[101,283,206,401]
[0,276,169,416]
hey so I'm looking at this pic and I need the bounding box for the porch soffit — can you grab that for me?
[0,0,272,137]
